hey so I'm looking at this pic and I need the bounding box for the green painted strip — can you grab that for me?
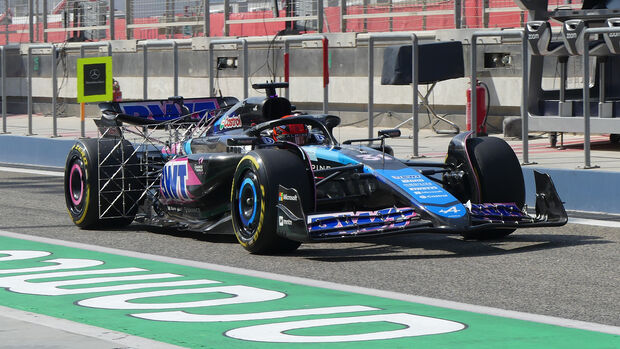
[0,235,617,348]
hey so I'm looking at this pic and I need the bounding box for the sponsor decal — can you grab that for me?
[278,216,293,226]
[356,154,383,161]
[391,175,421,180]
[279,192,298,202]
[119,100,219,120]
[311,164,332,171]
[161,160,190,200]
[308,207,417,232]
[219,116,242,130]
[468,202,525,220]
[262,137,275,144]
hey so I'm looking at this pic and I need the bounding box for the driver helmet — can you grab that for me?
[272,115,309,145]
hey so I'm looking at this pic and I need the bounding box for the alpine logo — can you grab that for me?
[439,206,460,214]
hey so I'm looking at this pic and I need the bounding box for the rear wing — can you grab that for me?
[98,96,239,125]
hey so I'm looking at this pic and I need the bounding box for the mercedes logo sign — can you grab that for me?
[89,68,101,80]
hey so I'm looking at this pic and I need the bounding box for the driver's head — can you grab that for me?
[272,116,309,145]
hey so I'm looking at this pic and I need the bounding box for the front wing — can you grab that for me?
[276,171,568,242]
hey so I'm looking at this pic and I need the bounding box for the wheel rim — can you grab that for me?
[235,171,260,240]
[69,163,84,206]
[67,159,86,215]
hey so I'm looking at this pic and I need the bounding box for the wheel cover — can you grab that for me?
[239,177,258,226]
[67,159,86,215]
[235,171,261,240]
[69,163,84,206]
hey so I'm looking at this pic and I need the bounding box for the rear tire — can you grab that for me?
[231,149,312,254]
[462,136,525,240]
[64,138,140,229]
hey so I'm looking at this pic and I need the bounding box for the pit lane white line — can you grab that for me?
[568,217,620,228]
[0,166,63,177]
[0,230,618,336]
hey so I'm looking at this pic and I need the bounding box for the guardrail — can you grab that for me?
[363,32,435,158]
[208,38,249,100]
[471,29,531,164]
[26,43,56,136]
[283,35,329,114]
[140,39,185,100]
[580,26,620,169]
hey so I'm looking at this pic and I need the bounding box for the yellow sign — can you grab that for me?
[77,56,113,103]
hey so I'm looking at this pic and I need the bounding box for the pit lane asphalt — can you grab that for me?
[0,170,618,328]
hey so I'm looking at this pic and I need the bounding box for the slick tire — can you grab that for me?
[231,149,312,254]
[64,138,140,229]
[462,136,525,240]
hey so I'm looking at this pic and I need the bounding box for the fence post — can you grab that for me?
[27,46,34,135]
[317,0,324,33]
[242,39,248,99]
[454,0,462,29]
[483,0,489,28]
[204,0,210,37]
[388,0,393,32]
[109,0,115,40]
[1,46,6,134]
[340,0,346,32]
[43,0,48,42]
[224,0,230,37]
[28,0,34,42]
[143,44,148,99]
[411,34,419,157]
[367,36,374,138]
[52,46,57,137]
[125,0,132,39]
[4,1,8,44]
[362,0,368,31]
[582,30,597,169]
[520,34,530,165]
[173,41,178,96]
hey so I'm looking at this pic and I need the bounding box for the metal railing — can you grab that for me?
[140,39,185,99]
[580,26,620,169]
[471,29,531,165]
[208,38,249,100]
[283,35,329,114]
[363,32,435,158]
[26,43,55,136]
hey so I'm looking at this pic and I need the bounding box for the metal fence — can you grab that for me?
[0,0,585,44]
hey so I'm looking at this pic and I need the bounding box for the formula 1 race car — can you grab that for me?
[64,82,567,254]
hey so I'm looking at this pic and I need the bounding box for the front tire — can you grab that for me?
[231,149,312,254]
[462,136,525,240]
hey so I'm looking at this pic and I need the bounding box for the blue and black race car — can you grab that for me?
[64,82,567,254]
